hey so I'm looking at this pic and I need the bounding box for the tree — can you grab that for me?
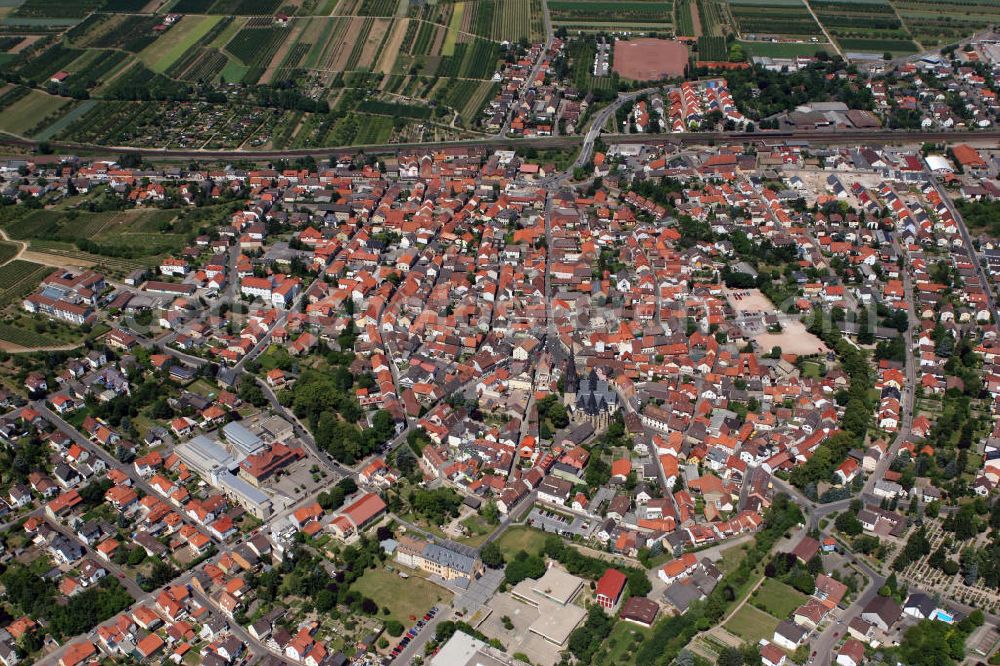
[547,401,569,429]
[482,500,500,525]
[238,379,267,407]
[898,620,965,665]
[504,551,545,584]
[371,409,395,443]
[952,504,977,541]
[315,589,336,612]
[410,487,462,523]
[807,554,823,576]
[481,541,504,569]
[858,308,875,345]
[567,605,614,663]
[929,545,948,570]
[675,650,696,666]
[585,455,611,488]
[718,646,745,666]
[835,509,863,536]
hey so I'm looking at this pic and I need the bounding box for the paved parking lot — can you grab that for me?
[392,568,503,665]
[526,506,595,539]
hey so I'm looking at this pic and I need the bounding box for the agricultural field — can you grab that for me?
[837,36,919,53]
[0,321,67,349]
[352,114,396,144]
[698,35,728,60]
[437,37,501,79]
[0,86,31,115]
[0,241,18,266]
[0,0,538,148]
[67,14,162,52]
[2,209,188,265]
[737,39,835,56]
[464,0,544,43]
[0,260,51,309]
[9,42,82,85]
[548,0,675,32]
[223,23,288,83]
[433,79,499,126]
[12,0,102,18]
[169,0,283,13]
[676,0,697,37]
[169,46,228,82]
[348,0,401,17]
[442,2,463,56]
[697,0,727,36]
[810,0,918,53]
[729,0,823,38]
[34,99,98,141]
[0,89,73,137]
[101,0,153,10]
[138,15,224,73]
[893,0,1000,48]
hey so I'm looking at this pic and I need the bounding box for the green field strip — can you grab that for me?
[139,14,222,73]
[442,1,463,56]
[34,99,96,141]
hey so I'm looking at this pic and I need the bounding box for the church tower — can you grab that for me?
[563,355,578,408]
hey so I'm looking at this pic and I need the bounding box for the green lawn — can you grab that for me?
[752,578,808,619]
[800,361,822,379]
[494,526,549,560]
[187,378,219,398]
[258,345,293,372]
[724,604,781,644]
[719,543,749,574]
[352,566,449,625]
[457,514,494,547]
[607,619,651,665]
[220,56,249,83]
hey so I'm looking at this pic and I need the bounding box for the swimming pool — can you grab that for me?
[933,610,954,623]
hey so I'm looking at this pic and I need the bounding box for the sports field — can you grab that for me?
[614,38,688,80]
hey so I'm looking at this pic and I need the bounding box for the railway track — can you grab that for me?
[2,128,998,161]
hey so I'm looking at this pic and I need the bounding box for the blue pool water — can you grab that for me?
[933,610,954,623]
